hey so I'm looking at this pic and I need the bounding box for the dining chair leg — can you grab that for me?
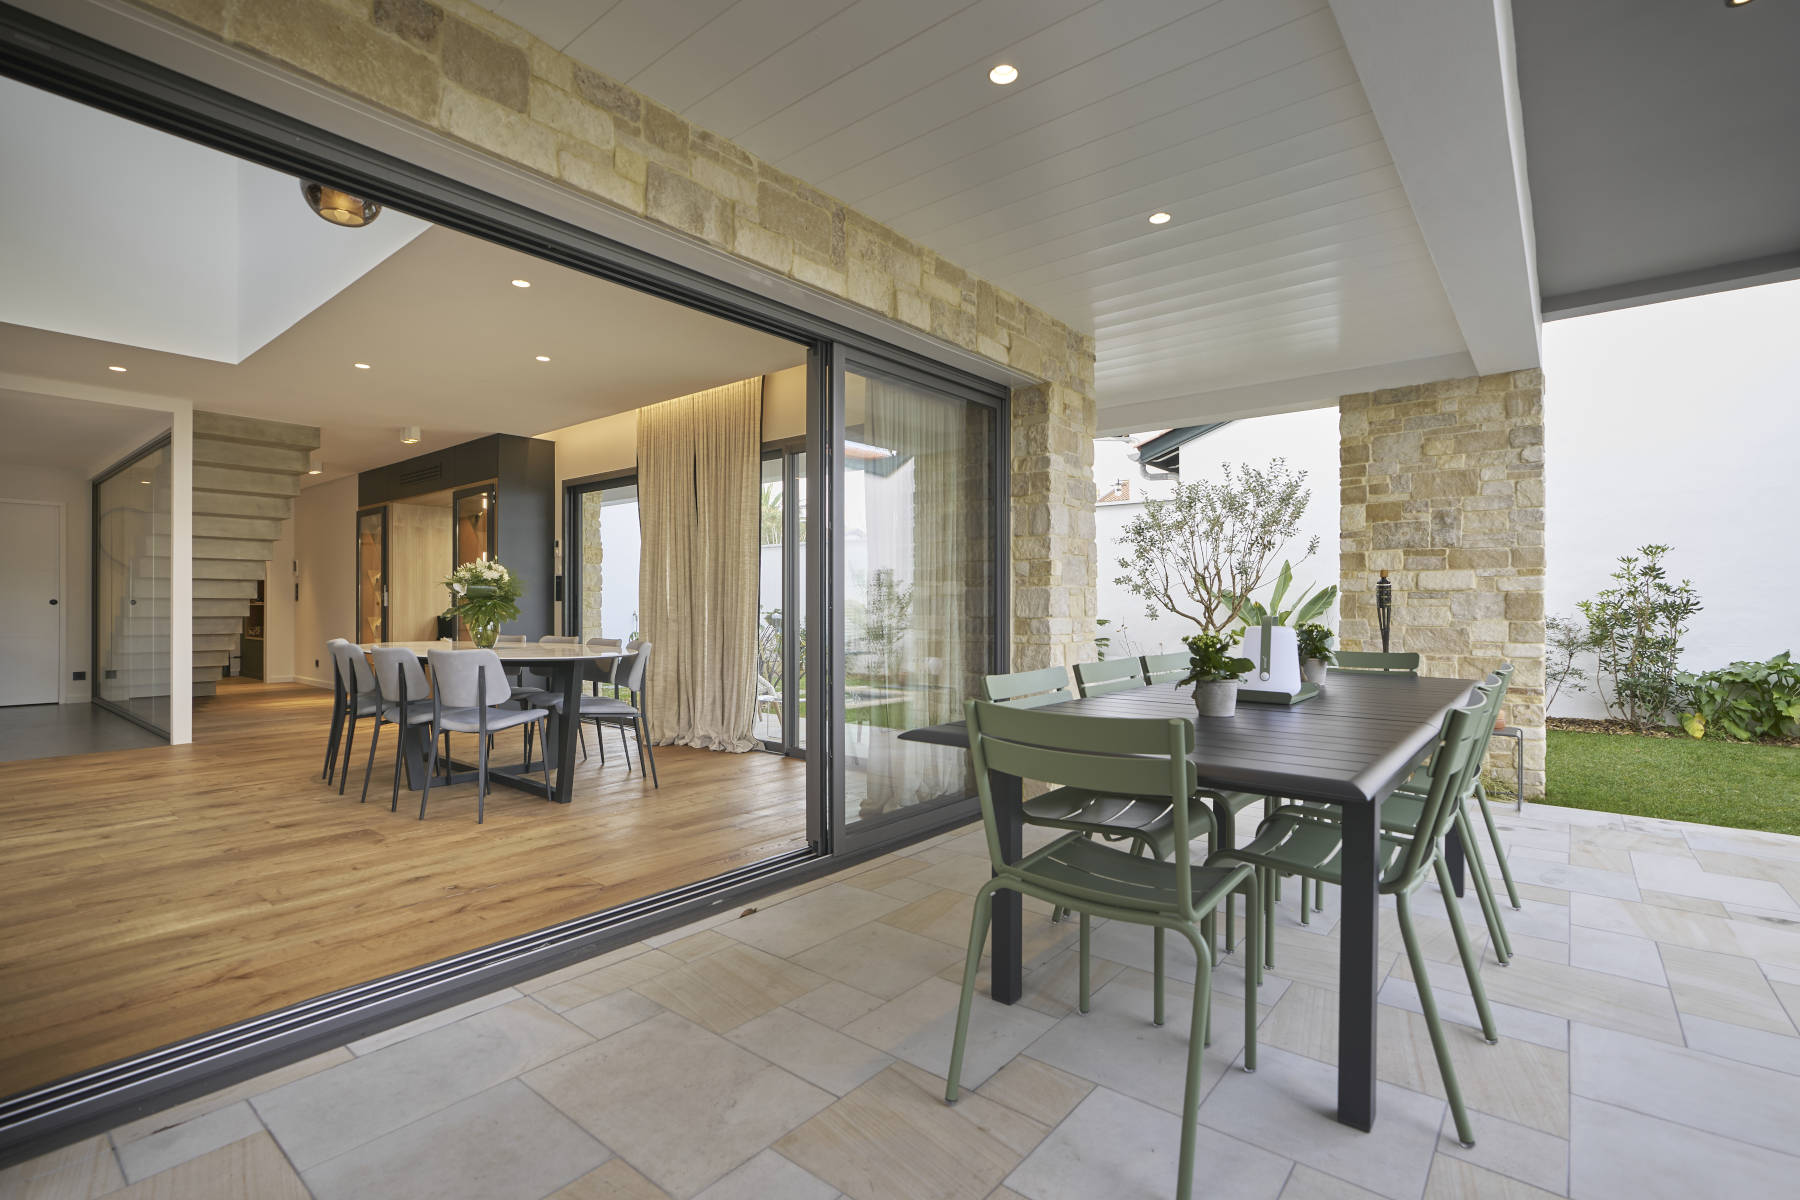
[390,722,407,812]
[476,721,490,825]
[1299,877,1312,925]
[1474,781,1523,910]
[639,717,659,788]
[1434,854,1500,1043]
[539,718,553,798]
[1263,868,1277,969]
[1153,926,1166,1026]
[1398,888,1477,1148]
[359,718,382,804]
[338,712,358,795]
[419,730,438,820]
[945,879,998,1104]
[1176,927,1213,1200]
[1455,807,1513,964]
[1244,871,1263,999]
[1078,911,1092,1014]
[1224,892,1235,955]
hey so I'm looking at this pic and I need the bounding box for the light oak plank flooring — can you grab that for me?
[0,680,807,1095]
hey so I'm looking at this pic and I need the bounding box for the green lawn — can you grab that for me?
[1544,729,1800,835]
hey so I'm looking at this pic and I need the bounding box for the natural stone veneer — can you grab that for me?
[130,0,1099,671]
[1339,370,1547,797]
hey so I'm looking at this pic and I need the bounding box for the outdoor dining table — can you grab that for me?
[898,669,1480,1132]
[358,641,620,806]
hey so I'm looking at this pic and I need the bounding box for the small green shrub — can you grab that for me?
[1179,632,1254,685]
[1295,622,1335,664]
[1578,544,1702,730]
[1678,652,1800,741]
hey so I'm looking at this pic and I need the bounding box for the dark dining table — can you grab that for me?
[359,641,620,805]
[898,669,1480,1132]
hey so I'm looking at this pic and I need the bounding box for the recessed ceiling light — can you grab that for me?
[535,355,551,362]
[306,450,323,476]
[1725,0,1755,7]
[511,279,532,288]
[401,426,421,445]
[108,365,127,372]
[354,362,371,369]
[1148,211,1172,225]
[988,64,1018,85]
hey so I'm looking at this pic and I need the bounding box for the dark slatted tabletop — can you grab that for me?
[900,672,1480,806]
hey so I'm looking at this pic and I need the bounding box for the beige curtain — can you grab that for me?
[637,377,762,752]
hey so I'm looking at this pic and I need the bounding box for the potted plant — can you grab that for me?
[441,559,523,649]
[1295,622,1335,685]
[1179,632,1255,717]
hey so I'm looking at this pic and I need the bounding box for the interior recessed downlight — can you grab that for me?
[1725,0,1755,7]
[1148,211,1172,225]
[306,450,323,476]
[108,365,127,372]
[354,362,371,370]
[401,426,421,445]
[535,355,551,362]
[988,64,1018,85]
[511,279,532,288]
[298,180,381,227]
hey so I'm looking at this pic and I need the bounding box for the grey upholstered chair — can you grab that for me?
[328,640,381,796]
[323,637,356,781]
[537,642,657,787]
[423,648,553,823]
[366,646,440,810]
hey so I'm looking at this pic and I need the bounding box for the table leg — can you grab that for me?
[988,769,1022,1005]
[1337,797,1381,1130]
[548,661,583,804]
[1445,823,1467,898]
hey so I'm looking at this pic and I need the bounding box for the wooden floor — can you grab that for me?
[0,680,808,1096]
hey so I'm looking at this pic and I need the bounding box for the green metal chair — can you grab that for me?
[1332,650,1422,673]
[1211,690,1499,1147]
[1073,657,1147,696]
[1141,650,1187,684]
[982,666,1076,709]
[947,701,1260,1200]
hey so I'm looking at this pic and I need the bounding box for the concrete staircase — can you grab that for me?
[103,412,319,700]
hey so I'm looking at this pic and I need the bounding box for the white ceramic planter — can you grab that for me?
[1193,680,1239,717]
[1302,658,1330,686]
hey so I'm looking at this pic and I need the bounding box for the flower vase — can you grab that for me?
[1193,680,1238,717]
[1302,658,1330,686]
[469,620,499,649]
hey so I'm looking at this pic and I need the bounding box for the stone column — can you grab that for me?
[1339,370,1546,797]
[1010,382,1098,673]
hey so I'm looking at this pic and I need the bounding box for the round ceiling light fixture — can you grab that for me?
[401,426,422,445]
[511,279,532,288]
[535,355,551,362]
[108,364,128,372]
[1148,211,1172,225]
[988,64,1019,85]
[354,362,372,370]
[299,180,381,228]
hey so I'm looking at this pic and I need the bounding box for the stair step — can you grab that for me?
[194,617,245,635]
[193,411,320,452]
[193,665,223,683]
[193,558,266,581]
[193,490,293,520]
[195,514,284,541]
[193,437,311,475]
[193,633,238,652]
[193,465,300,498]
[194,598,252,618]
[193,680,217,698]
[196,580,259,602]
[194,649,230,667]
[193,536,275,562]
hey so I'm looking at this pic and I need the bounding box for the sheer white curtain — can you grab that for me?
[636,377,762,752]
[854,376,984,817]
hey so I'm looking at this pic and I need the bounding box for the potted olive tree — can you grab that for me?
[1296,622,1336,685]
[1180,632,1255,717]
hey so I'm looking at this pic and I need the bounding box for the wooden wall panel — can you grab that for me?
[388,501,453,641]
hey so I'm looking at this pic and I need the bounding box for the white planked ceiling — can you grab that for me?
[492,0,1471,426]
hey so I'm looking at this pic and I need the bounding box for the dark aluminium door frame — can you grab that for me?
[90,432,174,740]
[0,2,1010,1163]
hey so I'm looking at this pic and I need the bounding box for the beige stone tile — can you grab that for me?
[907,853,995,895]
[1567,838,1632,875]
[1636,888,1728,917]
[795,921,964,1000]
[547,1158,671,1200]
[524,1011,832,1198]
[718,884,906,958]
[1511,883,1570,907]
[115,1102,263,1184]
[1440,1108,1569,1196]
[871,875,939,902]
[786,980,886,1030]
[843,976,964,1050]
[106,1047,352,1146]
[0,1135,124,1200]
[1280,1163,1386,1200]
[776,1064,1043,1200]
[347,988,523,1056]
[1658,943,1796,1035]
[692,1149,838,1200]
[1425,1156,1562,1199]
[634,942,828,1033]
[846,855,931,891]
[727,1006,894,1095]
[878,887,980,947]
[659,928,736,961]
[1011,946,1125,1018]
[517,942,659,994]
[106,1133,307,1200]
[1436,954,1683,1044]
[973,1056,1092,1127]
[1568,893,1732,953]
[559,987,665,1040]
[532,948,682,1011]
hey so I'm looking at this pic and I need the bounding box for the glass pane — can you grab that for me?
[357,510,384,643]
[758,457,785,746]
[576,483,641,642]
[842,371,994,828]
[794,451,808,751]
[95,443,171,734]
[456,489,491,567]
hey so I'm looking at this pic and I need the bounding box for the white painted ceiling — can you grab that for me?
[492,0,1471,423]
[0,221,806,484]
[0,390,170,477]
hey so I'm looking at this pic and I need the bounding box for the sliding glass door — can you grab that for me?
[568,476,642,644]
[832,359,1000,847]
[93,438,173,736]
[355,506,387,644]
[758,447,807,754]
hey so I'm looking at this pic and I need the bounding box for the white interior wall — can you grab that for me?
[0,464,91,702]
[1544,280,1800,717]
[262,515,297,683]
[291,475,357,688]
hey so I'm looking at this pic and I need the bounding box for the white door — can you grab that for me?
[0,500,62,706]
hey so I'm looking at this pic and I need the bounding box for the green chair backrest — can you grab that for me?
[1464,661,1514,777]
[1141,651,1187,685]
[1390,677,1502,891]
[1335,651,1422,674]
[1073,657,1146,697]
[966,699,1204,917]
[982,667,1074,709]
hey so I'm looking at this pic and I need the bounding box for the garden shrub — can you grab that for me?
[1578,544,1701,730]
[1679,652,1800,741]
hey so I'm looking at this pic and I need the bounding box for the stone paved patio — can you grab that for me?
[7,801,1800,1200]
